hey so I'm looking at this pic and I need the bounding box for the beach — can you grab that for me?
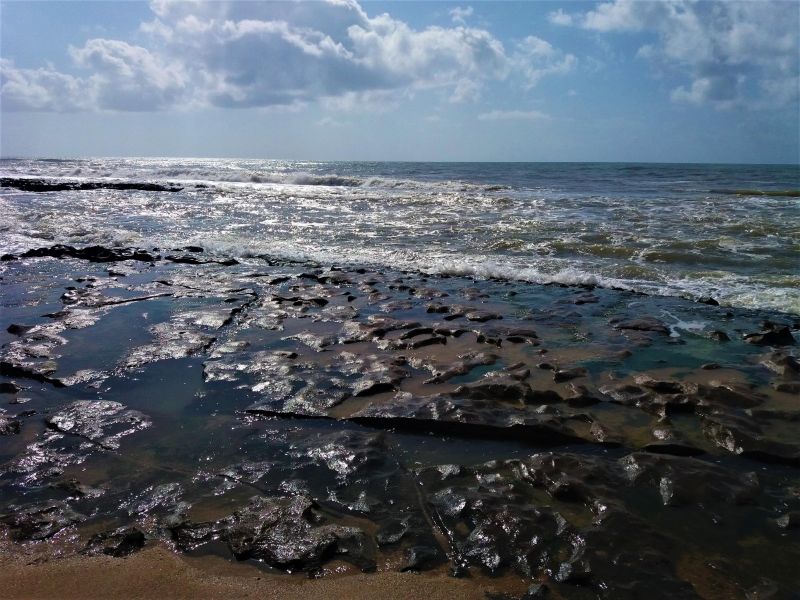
[0,161,799,598]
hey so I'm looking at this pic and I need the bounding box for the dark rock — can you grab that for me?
[0,382,22,394]
[401,545,443,571]
[7,324,34,336]
[522,583,548,599]
[465,310,502,323]
[776,511,800,530]
[376,519,409,546]
[1,177,183,193]
[0,501,84,541]
[0,415,21,435]
[553,367,588,383]
[744,327,795,346]
[621,453,758,511]
[1,253,16,261]
[86,527,146,557]
[166,254,239,266]
[454,376,533,402]
[708,330,730,342]
[698,297,719,306]
[20,244,157,263]
[760,352,800,376]
[0,361,65,387]
[610,316,670,335]
[52,478,104,498]
[427,303,449,314]
[407,335,446,349]
[702,412,800,467]
[700,363,721,370]
[773,381,800,394]
[225,495,374,572]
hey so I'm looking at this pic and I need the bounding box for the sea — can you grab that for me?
[1,158,798,314]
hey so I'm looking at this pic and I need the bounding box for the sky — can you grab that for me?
[1,0,798,163]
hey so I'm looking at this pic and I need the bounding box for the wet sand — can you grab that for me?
[0,545,499,600]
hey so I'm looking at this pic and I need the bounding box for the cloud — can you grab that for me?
[478,109,550,121]
[0,59,88,111]
[1,0,573,113]
[552,0,799,109]
[449,6,473,25]
[513,36,577,89]
[547,9,573,27]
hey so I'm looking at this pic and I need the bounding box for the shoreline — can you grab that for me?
[0,544,506,600]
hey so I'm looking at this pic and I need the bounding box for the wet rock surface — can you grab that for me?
[1,244,799,595]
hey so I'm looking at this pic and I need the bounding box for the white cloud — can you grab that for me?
[478,109,550,121]
[547,9,573,27]
[449,6,473,25]
[1,0,573,113]
[553,0,799,109]
[0,59,88,112]
[513,36,577,89]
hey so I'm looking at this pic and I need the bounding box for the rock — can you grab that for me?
[406,335,446,349]
[376,519,409,546]
[454,375,533,402]
[424,352,498,384]
[465,310,502,323]
[773,381,800,394]
[744,327,795,346]
[124,321,216,368]
[776,511,800,530]
[166,255,239,266]
[698,297,719,306]
[553,367,588,383]
[1,177,182,193]
[760,352,800,376]
[708,330,730,342]
[401,545,443,571]
[52,478,104,498]
[20,244,157,263]
[0,501,84,541]
[225,495,374,572]
[619,453,759,506]
[702,412,800,467]
[610,316,670,335]
[86,527,146,557]
[0,382,22,394]
[7,324,34,336]
[46,400,151,450]
[522,583,548,599]
[0,415,21,435]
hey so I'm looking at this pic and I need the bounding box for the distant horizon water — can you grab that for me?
[2,157,799,314]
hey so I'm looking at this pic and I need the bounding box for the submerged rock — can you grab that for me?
[610,316,670,335]
[225,495,375,572]
[86,526,147,557]
[0,501,84,541]
[744,326,796,346]
[46,400,151,450]
[20,244,158,263]
[1,177,183,193]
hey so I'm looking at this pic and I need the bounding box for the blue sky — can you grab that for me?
[1,0,798,163]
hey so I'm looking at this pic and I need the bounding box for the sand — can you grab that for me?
[0,545,503,600]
